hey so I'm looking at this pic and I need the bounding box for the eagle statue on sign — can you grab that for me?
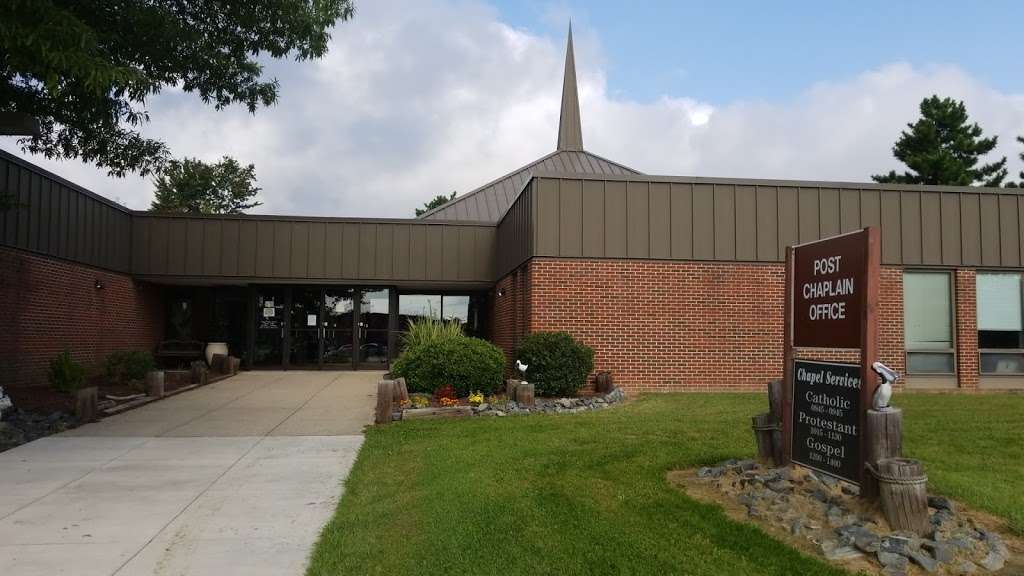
[871,361,899,411]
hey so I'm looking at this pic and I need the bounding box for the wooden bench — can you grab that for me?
[155,340,205,368]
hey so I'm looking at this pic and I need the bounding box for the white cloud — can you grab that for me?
[4,1,1024,217]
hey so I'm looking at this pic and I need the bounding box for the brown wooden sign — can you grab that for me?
[782,227,880,488]
[792,229,869,349]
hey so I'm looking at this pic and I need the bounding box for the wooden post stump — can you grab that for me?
[595,372,614,394]
[393,377,410,404]
[375,380,396,425]
[863,408,903,499]
[767,379,783,422]
[211,353,228,374]
[875,457,928,535]
[145,370,165,398]
[516,382,535,407]
[752,412,783,465]
[506,378,520,399]
[226,356,241,375]
[75,386,98,422]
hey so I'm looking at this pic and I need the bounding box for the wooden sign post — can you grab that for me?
[781,227,880,489]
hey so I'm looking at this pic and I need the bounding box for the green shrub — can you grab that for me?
[401,316,464,348]
[48,349,87,394]
[515,332,594,397]
[392,318,505,397]
[105,350,156,389]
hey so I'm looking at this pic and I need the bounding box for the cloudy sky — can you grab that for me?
[4,0,1024,217]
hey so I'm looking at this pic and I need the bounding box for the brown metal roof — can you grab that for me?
[420,25,641,222]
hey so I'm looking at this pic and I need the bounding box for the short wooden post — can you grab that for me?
[876,457,929,535]
[145,370,165,398]
[227,356,241,375]
[375,380,396,425]
[392,377,409,403]
[516,382,535,407]
[767,379,783,422]
[211,353,228,374]
[595,372,614,393]
[75,386,98,422]
[864,408,903,499]
[506,378,520,400]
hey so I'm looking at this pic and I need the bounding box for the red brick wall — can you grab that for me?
[497,258,905,393]
[0,246,165,390]
[955,269,979,390]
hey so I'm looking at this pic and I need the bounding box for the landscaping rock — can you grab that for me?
[928,495,956,514]
[0,421,27,451]
[979,550,1006,571]
[907,548,939,573]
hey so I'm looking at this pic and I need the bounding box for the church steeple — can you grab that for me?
[556,23,584,152]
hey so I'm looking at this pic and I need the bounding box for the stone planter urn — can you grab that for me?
[205,342,228,366]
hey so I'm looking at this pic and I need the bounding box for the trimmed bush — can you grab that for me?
[392,319,505,397]
[515,332,594,397]
[49,349,87,394]
[105,350,156,389]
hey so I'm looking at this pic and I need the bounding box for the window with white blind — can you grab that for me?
[903,271,954,374]
[977,272,1024,374]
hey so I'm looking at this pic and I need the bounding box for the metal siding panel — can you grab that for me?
[880,191,902,264]
[627,181,650,258]
[860,189,881,229]
[940,194,961,266]
[203,220,221,275]
[777,187,799,255]
[443,226,459,280]
[291,222,309,277]
[536,178,560,256]
[238,220,257,276]
[426,226,443,281]
[999,195,1020,267]
[797,188,819,243]
[358,223,376,279]
[186,219,204,275]
[410,225,427,280]
[324,223,342,279]
[131,217,148,274]
[979,194,1000,266]
[559,179,583,257]
[713,184,735,260]
[168,219,187,275]
[255,221,274,277]
[377,224,394,279]
[307,222,325,278]
[221,220,239,276]
[819,187,840,238]
[273,221,292,278]
[148,218,168,274]
[28,173,41,251]
[839,189,860,233]
[47,181,59,255]
[458,227,474,280]
[582,180,605,258]
[670,183,693,259]
[734,185,756,261]
[960,194,981,266]
[339,224,356,279]
[920,193,942,265]
[900,192,922,265]
[0,159,8,244]
[476,227,493,281]
[649,182,671,259]
[756,186,778,261]
[1019,198,1024,268]
[604,180,627,257]
[392,224,409,280]
[693,184,715,259]
[17,166,30,249]
[57,185,68,258]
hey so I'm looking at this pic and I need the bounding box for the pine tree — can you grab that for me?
[1004,137,1024,188]
[873,96,1007,187]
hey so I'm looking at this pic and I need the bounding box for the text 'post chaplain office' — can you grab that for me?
[792,229,872,349]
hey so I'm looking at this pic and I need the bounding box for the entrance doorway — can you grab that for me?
[252,286,394,370]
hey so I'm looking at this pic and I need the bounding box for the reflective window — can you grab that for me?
[903,271,954,374]
[977,272,1024,374]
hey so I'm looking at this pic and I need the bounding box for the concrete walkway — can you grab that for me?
[0,370,380,576]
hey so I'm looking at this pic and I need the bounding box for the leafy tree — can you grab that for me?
[873,95,1007,187]
[150,156,261,214]
[0,0,354,177]
[415,191,456,216]
[1004,137,1024,188]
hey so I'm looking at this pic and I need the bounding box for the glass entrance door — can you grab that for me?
[323,288,356,367]
[357,288,391,368]
[289,288,322,367]
[254,289,286,367]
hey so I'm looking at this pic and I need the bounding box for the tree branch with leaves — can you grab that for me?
[416,191,457,217]
[150,156,261,214]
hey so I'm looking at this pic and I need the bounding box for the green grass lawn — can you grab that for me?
[307,393,1024,575]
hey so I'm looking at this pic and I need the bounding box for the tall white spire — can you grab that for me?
[556,23,583,152]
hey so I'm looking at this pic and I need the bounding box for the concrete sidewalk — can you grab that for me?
[0,370,379,576]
